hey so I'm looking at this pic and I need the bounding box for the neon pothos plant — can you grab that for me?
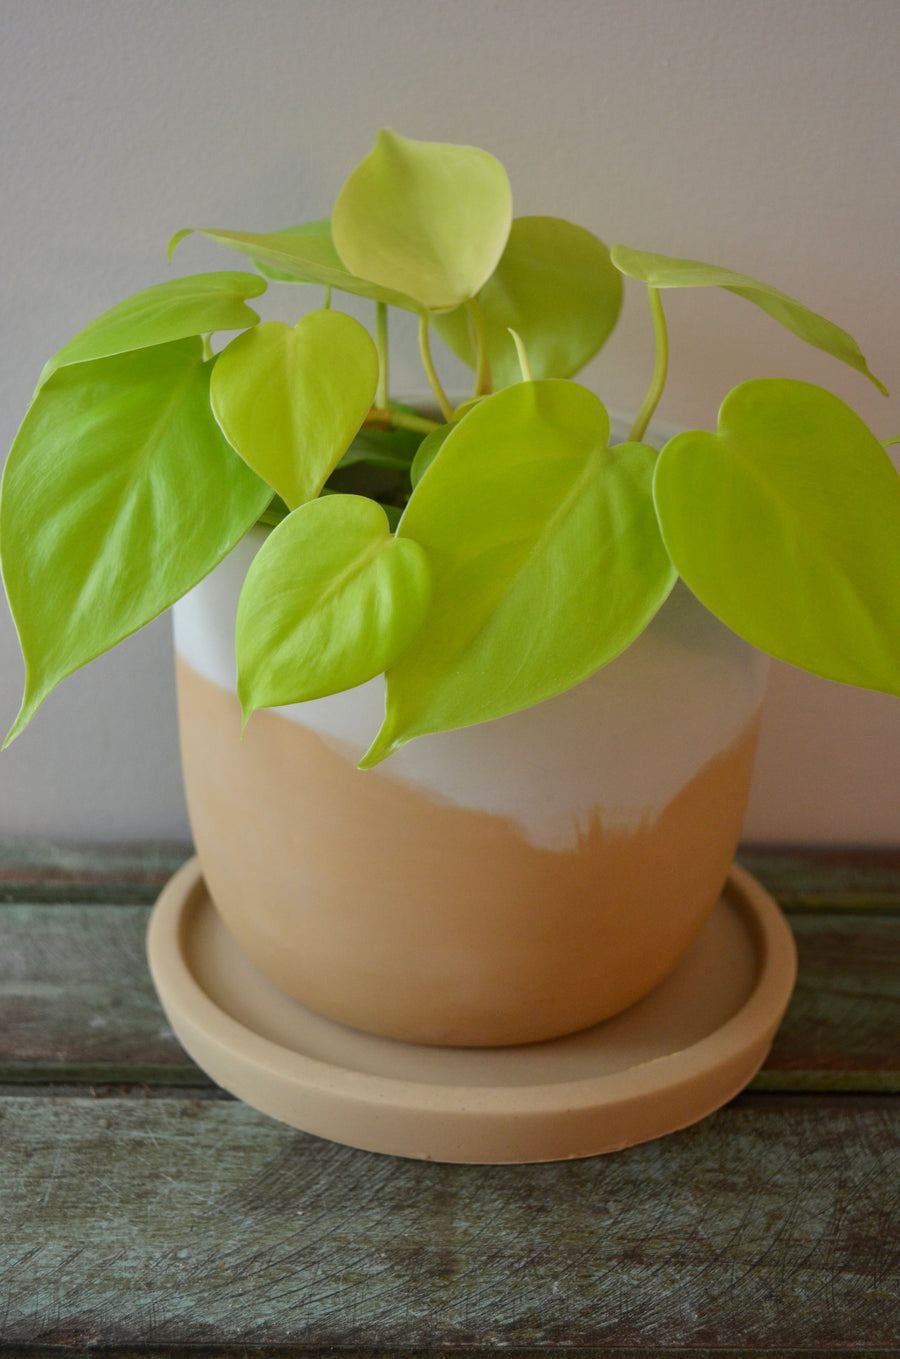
[2,130,898,765]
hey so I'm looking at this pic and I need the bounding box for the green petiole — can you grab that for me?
[417,313,453,422]
[629,286,669,444]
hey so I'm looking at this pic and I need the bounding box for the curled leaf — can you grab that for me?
[170,219,420,312]
[611,245,887,394]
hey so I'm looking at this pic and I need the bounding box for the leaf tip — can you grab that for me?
[357,722,403,770]
[3,692,38,749]
[167,228,193,262]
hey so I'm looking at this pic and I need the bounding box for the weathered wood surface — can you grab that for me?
[1,1094,898,1351]
[0,841,191,903]
[739,846,900,911]
[0,842,897,1354]
[1,900,897,1091]
[1,839,898,905]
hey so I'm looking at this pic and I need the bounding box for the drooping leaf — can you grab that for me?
[434,217,623,387]
[169,219,420,312]
[610,245,887,394]
[37,272,266,389]
[331,129,513,312]
[653,379,900,695]
[0,339,271,743]
[360,380,676,766]
[209,310,378,509]
[236,494,430,719]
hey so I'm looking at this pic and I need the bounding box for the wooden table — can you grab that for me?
[1,842,898,1356]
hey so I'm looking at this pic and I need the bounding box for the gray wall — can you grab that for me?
[1,0,898,843]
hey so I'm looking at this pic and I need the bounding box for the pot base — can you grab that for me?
[147,859,796,1164]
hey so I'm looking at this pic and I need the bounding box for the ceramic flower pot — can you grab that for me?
[172,528,769,1048]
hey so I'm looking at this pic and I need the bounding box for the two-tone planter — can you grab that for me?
[147,526,797,1161]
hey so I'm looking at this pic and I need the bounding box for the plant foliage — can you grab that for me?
[1,129,895,759]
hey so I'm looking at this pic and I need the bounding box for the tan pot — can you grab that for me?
[172,528,769,1048]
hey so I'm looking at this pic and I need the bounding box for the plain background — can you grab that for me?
[0,0,897,844]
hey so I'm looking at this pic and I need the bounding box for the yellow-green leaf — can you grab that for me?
[653,379,900,695]
[1,340,270,744]
[209,310,378,509]
[236,495,431,718]
[611,244,887,394]
[332,129,513,312]
[170,219,420,312]
[434,217,622,387]
[361,380,675,766]
[37,272,266,389]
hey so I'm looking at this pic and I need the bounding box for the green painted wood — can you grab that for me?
[0,841,191,903]
[2,1350,898,1359]
[1,842,898,907]
[756,911,900,1091]
[0,1095,897,1351]
[0,902,200,1082]
[1,900,898,1091]
[738,847,900,911]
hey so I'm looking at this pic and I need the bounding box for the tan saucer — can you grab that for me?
[147,859,796,1164]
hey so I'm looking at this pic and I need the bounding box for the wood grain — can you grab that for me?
[0,841,191,904]
[1,840,898,904]
[1,900,897,1090]
[1,1094,897,1351]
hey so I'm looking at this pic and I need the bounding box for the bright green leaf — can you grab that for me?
[409,422,453,489]
[1,339,271,743]
[209,310,378,509]
[331,129,513,312]
[653,379,900,695]
[360,380,675,766]
[170,218,420,312]
[434,217,623,387]
[610,244,887,394]
[236,494,431,718]
[37,272,266,389]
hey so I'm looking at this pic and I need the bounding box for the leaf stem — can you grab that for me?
[323,286,332,310]
[466,297,492,397]
[365,408,441,436]
[375,302,389,409]
[629,286,669,443]
[508,328,533,383]
[418,313,453,422]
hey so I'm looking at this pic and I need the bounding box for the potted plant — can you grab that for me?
[1,129,896,1068]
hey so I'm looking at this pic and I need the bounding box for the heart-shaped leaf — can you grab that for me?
[209,310,379,509]
[1,339,271,744]
[236,494,431,718]
[360,380,675,766]
[611,245,887,394]
[653,379,900,695]
[434,217,623,387]
[37,272,266,389]
[170,219,420,312]
[331,129,513,313]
